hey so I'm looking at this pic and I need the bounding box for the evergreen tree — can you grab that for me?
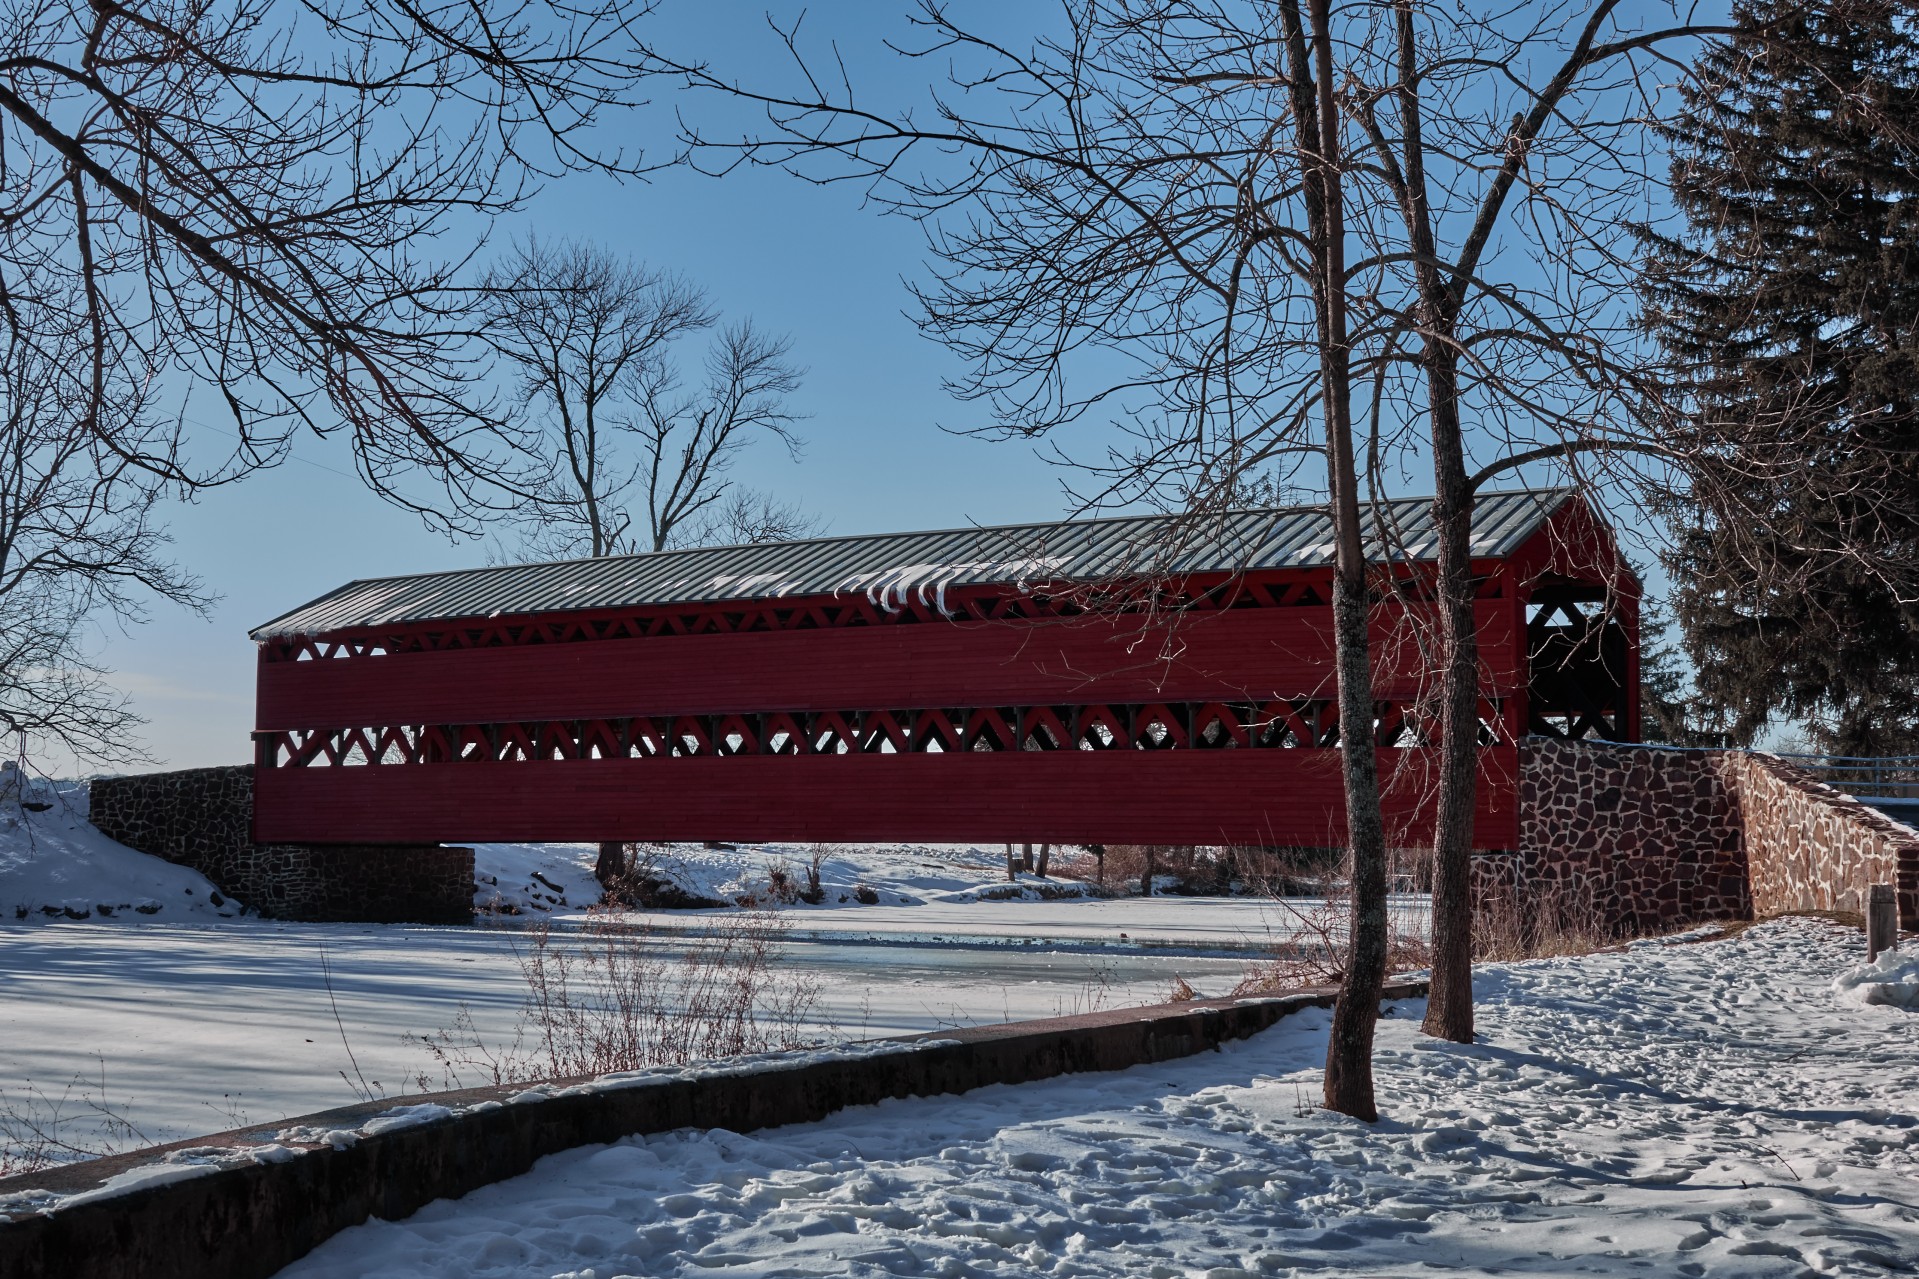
[1642,0,1919,756]
[1638,593,1723,747]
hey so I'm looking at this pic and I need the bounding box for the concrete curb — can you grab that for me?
[0,980,1427,1279]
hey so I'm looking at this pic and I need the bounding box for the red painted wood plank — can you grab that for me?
[257,604,1521,729]
[252,747,1521,849]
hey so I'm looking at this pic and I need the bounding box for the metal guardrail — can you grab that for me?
[1765,753,1919,801]
[1552,738,1919,802]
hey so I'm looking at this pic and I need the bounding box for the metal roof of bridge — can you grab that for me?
[252,488,1575,638]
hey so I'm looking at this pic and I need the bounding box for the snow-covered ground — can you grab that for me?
[472,841,1101,917]
[283,918,1918,1279]
[0,781,242,923]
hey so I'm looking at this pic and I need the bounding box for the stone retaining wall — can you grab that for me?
[89,765,255,888]
[1505,738,1751,935]
[1722,751,1919,926]
[89,767,473,924]
[1490,739,1919,938]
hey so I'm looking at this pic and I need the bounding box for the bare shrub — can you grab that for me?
[1163,975,1200,1003]
[1233,853,1432,995]
[1061,961,1119,1016]
[1235,847,1346,898]
[0,1064,147,1177]
[1092,844,1201,895]
[599,843,726,910]
[1062,845,1334,896]
[762,858,800,906]
[1046,846,1103,887]
[799,847,827,905]
[411,909,824,1089]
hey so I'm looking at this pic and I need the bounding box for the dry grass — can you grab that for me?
[1470,876,1617,962]
[411,908,826,1090]
[1232,872,1727,1000]
[1229,851,1657,996]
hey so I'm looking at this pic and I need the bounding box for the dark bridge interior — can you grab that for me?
[1526,583,1633,742]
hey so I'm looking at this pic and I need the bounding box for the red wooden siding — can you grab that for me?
[256,594,1521,728]
[253,747,1520,848]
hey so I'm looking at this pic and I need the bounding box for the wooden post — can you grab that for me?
[1868,883,1898,963]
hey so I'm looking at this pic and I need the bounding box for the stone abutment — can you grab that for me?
[89,766,471,924]
[1476,739,1919,939]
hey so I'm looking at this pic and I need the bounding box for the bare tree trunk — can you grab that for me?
[1384,0,1477,1044]
[1035,843,1052,877]
[595,841,629,894]
[1306,0,1388,1123]
[1021,841,1034,872]
[1092,844,1105,888]
[1141,846,1156,897]
[1005,843,1018,882]
[1423,351,1480,1043]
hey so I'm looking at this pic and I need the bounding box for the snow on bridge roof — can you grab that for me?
[251,488,1574,639]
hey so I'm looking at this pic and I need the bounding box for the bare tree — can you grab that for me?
[686,488,821,549]
[677,0,1721,1111]
[679,0,1397,1118]
[482,239,714,557]
[482,239,809,557]
[1340,2,1725,1043]
[0,290,206,765]
[0,0,664,525]
[0,0,665,756]
[634,320,808,552]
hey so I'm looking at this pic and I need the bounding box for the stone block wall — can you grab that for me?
[1721,752,1919,928]
[1488,738,1751,938]
[1491,738,1919,939]
[89,765,256,891]
[247,845,475,925]
[89,767,473,924]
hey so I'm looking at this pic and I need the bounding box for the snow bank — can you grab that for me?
[281,918,1919,1279]
[637,842,1018,908]
[0,780,243,923]
[475,841,1089,915]
[1832,946,1919,1009]
[471,843,599,914]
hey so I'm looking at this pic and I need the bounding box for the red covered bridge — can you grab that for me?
[249,489,1638,850]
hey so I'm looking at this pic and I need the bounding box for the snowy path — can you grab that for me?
[283,919,1919,1279]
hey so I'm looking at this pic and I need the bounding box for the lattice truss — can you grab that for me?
[256,698,1511,768]
[1526,590,1631,741]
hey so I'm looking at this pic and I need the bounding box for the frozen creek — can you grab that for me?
[281,918,1919,1279]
